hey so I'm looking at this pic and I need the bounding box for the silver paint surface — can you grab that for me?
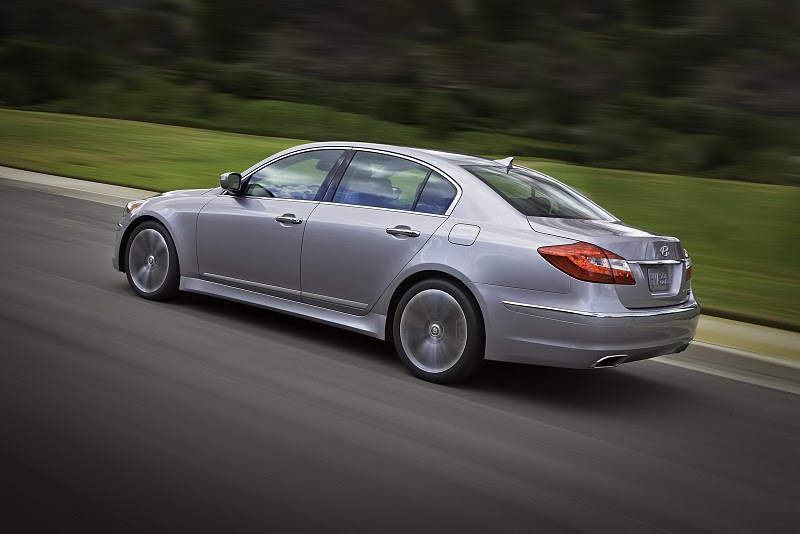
[114,141,699,368]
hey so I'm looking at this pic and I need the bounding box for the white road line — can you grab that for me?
[653,357,800,396]
[1,179,147,207]
[691,341,800,370]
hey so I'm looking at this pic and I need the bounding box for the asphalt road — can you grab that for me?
[1,180,798,533]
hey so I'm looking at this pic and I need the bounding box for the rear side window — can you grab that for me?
[463,165,614,220]
[333,151,456,214]
[414,173,456,215]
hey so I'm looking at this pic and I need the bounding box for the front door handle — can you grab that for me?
[276,214,303,225]
[386,226,420,238]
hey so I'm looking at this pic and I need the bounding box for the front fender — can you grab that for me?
[115,195,215,277]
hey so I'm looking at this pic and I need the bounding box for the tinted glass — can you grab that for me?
[333,152,430,210]
[246,149,344,200]
[414,173,456,215]
[463,165,615,220]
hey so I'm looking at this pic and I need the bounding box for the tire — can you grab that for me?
[393,279,484,383]
[125,221,180,301]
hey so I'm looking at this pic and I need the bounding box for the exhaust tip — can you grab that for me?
[673,342,690,354]
[591,354,629,369]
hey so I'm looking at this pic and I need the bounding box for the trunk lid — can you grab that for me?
[528,217,691,308]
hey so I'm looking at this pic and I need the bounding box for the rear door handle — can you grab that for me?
[386,226,420,238]
[276,214,303,225]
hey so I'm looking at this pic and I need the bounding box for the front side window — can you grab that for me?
[463,165,615,220]
[246,149,344,200]
[333,151,444,212]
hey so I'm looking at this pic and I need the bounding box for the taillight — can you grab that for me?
[684,248,692,281]
[538,242,635,285]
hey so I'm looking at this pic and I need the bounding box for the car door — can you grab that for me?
[300,150,459,313]
[196,149,346,301]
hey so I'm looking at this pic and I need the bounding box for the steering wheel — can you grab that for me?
[248,183,275,198]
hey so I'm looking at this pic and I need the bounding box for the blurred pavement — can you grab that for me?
[1,164,798,389]
[1,175,798,532]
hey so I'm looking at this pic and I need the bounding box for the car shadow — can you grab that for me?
[163,292,686,413]
[457,360,686,413]
[170,291,396,361]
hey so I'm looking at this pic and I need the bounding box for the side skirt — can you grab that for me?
[179,277,387,340]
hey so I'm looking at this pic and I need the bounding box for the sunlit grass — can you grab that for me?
[520,160,800,327]
[1,109,797,327]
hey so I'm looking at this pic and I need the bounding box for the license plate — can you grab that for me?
[648,266,669,292]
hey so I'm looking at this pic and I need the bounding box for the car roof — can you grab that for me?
[414,149,500,166]
[287,141,505,169]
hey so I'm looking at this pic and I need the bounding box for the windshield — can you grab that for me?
[462,165,616,220]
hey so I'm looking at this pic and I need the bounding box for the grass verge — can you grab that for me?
[1,109,797,328]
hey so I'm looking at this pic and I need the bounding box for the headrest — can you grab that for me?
[349,176,393,198]
[315,159,336,172]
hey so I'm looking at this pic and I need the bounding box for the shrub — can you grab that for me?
[377,87,418,125]
[418,90,459,138]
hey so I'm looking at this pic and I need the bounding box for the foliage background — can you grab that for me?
[1,0,799,184]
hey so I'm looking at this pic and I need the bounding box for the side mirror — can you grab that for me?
[220,172,243,194]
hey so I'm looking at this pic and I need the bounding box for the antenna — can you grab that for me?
[494,157,514,171]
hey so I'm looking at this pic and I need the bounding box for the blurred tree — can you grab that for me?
[0,0,797,182]
[419,89,458,137]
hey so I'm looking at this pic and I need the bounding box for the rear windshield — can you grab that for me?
[462,165,615,220]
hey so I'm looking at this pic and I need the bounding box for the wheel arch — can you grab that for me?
[384,270,486,350]
[118,215,173,273]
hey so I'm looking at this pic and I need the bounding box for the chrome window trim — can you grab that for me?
[216,193,319,205]
[227,145,462,215]
[317,202,448,218]
[244,146,353,180]
[204,272,301,296]
[502,300,699,318]
[214,194,447,217]
[329,147,463,216]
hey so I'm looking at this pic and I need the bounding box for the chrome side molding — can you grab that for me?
[627,259,683,265]
[204,272,369,310]
[203,272,301,296]
[180,277,385,338]
[302,291,369,310]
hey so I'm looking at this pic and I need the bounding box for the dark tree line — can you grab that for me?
[2,0,799,182]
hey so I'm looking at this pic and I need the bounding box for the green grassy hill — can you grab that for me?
[1,109,797,328]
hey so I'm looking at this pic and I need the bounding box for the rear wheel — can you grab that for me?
[125,221,180,301]
[393,279,484,383]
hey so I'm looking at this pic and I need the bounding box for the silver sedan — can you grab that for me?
[113,142,699,383]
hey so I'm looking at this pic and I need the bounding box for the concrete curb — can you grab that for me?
[694,315,799,364]
[0,165,157,208]
[2,165,798,382]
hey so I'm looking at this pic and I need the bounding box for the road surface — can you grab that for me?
[1,180,797,532]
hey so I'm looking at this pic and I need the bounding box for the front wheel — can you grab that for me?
[125,221,180,301]
[393,279,484,383]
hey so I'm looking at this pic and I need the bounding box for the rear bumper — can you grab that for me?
[470,283,699,369]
